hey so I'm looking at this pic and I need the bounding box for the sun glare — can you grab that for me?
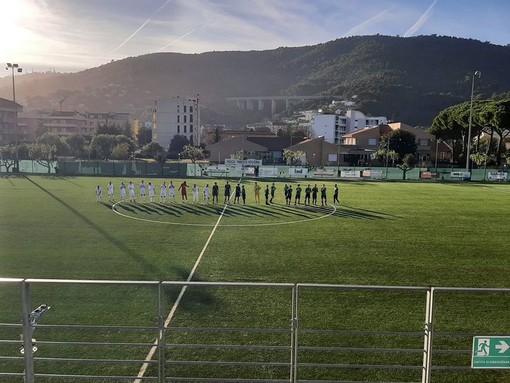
[0,1,25,56]
[0,0,55,69]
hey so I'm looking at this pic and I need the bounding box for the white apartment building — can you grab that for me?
[18,110,131,142]
[152,97,200,149]
[312,109,387,144]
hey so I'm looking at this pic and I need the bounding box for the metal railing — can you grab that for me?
[0,278,509,383]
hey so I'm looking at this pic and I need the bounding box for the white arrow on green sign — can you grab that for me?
[472,336,510,369]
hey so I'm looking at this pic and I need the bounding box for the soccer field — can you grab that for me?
[1,175,510,382]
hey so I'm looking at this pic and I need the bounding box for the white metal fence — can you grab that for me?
[0,279,509,383]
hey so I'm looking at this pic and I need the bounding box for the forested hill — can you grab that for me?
[1,35,510,126]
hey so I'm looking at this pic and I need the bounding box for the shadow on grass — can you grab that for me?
[52,176,83,187]
[24,176,164,278]
[333,205,396,220]
[108,200,394,222]
[161,266,217,313]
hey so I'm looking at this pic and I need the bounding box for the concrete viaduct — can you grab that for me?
[226,95,343,117]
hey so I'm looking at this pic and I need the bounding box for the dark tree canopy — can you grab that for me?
[140,142,166,162]
[136,127,153,147]
[431,96,510,165]
[388,130,417,160]
[169,135,190,154]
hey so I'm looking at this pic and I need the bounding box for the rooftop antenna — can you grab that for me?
[59,95,67,112]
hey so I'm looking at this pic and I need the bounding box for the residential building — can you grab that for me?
[85,112,130,131]
[152,97,200,149]
[0,97,24,145]
[205,136,302,164]
[288,137,373,167]
[312,109,388,143]
[342,123,452,165]
[202,126,275,145]
[18,110,133,142]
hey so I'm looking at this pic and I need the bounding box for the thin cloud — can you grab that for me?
[109,0,172,54]
[156,27,200,52]
[404,0,438,37]
[342,8,392,37]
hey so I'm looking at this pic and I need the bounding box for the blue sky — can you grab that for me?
[2,0,509,74]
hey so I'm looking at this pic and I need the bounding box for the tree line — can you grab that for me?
[430,96,510,167]
[0,123,204,173]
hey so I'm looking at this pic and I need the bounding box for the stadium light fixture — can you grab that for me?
[5,62,22,171]
[20,304,50,356]
[466,71,481,171]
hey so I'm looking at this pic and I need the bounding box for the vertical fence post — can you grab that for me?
[422,287,435,383]
[290,285,296,382]
[292,284,299,383]
[157,282,165,383]
[21,280,35,383]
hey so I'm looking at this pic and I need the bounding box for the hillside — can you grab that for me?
[1,35,510,125]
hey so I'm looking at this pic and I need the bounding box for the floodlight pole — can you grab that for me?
[385,135,390,179]
[435,139,440,173]
[336,142,340,177]
[6,63,22,171]
[465,71,481,171]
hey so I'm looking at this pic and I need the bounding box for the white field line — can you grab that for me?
[134,182,238,383]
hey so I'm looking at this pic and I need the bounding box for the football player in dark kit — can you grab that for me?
[311,184,318,206]
[304,184,311,205]
[294,184,302,205]
[212,182,219,204]
[224,181,232,203]
[333,184,339,205]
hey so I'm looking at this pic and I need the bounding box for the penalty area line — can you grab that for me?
[134,179,240,382]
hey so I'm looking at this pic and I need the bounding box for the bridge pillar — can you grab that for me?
[271,98,276,118]
[258,99,264,110]
[247,99,254,110]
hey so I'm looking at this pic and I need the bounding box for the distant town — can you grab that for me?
[0,94,451,170]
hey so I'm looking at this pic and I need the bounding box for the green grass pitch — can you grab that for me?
[1,175,509,382]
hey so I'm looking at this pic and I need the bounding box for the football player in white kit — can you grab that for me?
[139,180,147,202]
[148,182,155,202]
[203,184,210,204]
[160,181,167,203]
[168,181,176,203]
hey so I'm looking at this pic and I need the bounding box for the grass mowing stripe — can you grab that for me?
[135,178,241,382]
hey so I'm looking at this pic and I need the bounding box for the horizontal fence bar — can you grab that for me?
[0,356,24,361]
[36,340,155,347]
[299,329,424,337]
[34,373,158,381]
[0,373,25,377]
[298,363,423,370]
[297,283,431,292]
[0,339,24,345]
[165,326,290,334]
[299,380,420,383]
[299,346,424,353]
[3,279,508,293]
[24,278,160,286]
[35,324,158,331]
[166,378,289,383]
[0,278,24,283]
[166,343,291,351]
[166,360,290,367]
[431,366,473,371]
[161,281,295,288]
[0,323,22,329]
[34,357,157,364]
[433,286,510,293]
